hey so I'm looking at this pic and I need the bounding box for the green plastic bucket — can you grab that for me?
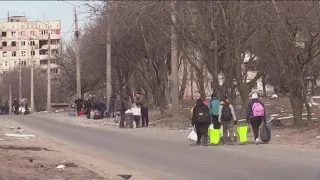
[237,125,248,143]
[209,128,221,145]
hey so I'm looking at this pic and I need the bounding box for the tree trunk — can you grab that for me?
[262,74,267,97]
[238,84,250,114]
[196,71,206,100]
[179,58,188,100]
[290,96,304,126]
[190,66,194,100]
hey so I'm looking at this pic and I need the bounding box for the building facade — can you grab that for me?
[0,16,61,77]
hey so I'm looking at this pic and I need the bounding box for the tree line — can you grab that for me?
[2,1,320,126]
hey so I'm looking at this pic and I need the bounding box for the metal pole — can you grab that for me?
[47,29,51,112]
[19,53,22,101]
[8,52,12,113]
[74,8,81,98]
[30,41,34,113]
[106,6,112,111]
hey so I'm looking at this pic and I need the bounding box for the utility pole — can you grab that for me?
[106,2,112,111]
[47,30,51,112]
[170,2,180,116]
[19,53,22,101]
[30,40,34,113]
[8,51,12,114]
[74,8,81,98]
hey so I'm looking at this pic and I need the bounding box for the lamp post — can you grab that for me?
[30,37,35,113]
[59,0,81,98]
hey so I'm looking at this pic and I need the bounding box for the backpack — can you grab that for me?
[252,102,265,117]
[221,104,232,121]
[195,107,210,123]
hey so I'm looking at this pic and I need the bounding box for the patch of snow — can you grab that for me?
[4,134,35,138]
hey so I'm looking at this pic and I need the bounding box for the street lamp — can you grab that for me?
[30,36,35,113]
[59,0,81,98]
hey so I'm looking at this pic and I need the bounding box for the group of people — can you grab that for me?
[11,98,29,115]
[191,92,266,146]
[119,91,149,128]
[74,93,112,120]
[0,101,9,115]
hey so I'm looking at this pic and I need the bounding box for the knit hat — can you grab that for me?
[251,93,258,99]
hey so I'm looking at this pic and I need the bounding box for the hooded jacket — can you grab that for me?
[191,99,210,126]
[208,97,220,116]
[246,98,266,122]
[218,100,237,122]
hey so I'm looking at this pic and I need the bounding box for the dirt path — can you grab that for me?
[0,118,125,180]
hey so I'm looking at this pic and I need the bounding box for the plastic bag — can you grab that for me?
[188,127,197,142]
[132,107,141,116]
[209,124,221,145]
[237,125,248,143]
[260,122,271,143]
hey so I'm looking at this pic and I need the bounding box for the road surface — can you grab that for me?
[7,114,320,180]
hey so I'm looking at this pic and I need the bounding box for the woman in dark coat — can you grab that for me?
[192,99,211,146]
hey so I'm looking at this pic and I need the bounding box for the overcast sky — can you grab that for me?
[0,1,90,41]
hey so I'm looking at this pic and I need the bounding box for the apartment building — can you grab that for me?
[0,16,61,77]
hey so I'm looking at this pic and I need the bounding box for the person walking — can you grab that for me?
[135,92,149,127]
[108,94,116,118]
[192,98,211,146]
[246,93,266,145]
[208,92,221,129]
[120,89,130,128]
[218,96,237,145]
[12,98,19,115]
[84,95,93,119]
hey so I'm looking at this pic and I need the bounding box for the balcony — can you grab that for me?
[41,44,60,50]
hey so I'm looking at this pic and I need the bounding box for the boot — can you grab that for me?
[204,136,209,146]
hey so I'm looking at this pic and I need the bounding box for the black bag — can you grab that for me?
[195,107,210,123]
[260,122,271,143]
[221,104,232,121]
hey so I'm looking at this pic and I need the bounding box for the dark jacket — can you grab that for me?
[246,99,266,122]
[93,101,106,111]
[192,99,211,126]
[135,95,148,108]
[84,98,92,109]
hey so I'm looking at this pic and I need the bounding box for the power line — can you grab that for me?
[62,23,74,39]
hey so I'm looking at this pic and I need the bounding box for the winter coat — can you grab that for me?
[208,97,220,116]
[192,99,211,133]
[135,95,148,108]
[218,101,237,122]
[246,99,266,122]
[93,101,106,111]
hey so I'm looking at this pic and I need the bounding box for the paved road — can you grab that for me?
[7,114,320,180]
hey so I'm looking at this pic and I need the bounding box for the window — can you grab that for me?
[2,41,7,47]
[11,41,17,47]
[21,61,27,66]
[30,41,35,46]
[14,61,17,65]
[31,51,35,56]
[12,51,17,57]
[21,41,26,46]
[4,61,7,66]
[20,31,25,36]
[1,31,6,37]
[21,51,26,57]
[2,51,7,57]
[51,69,58,74]
[11,31,16,37]
[30,31,35,36]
